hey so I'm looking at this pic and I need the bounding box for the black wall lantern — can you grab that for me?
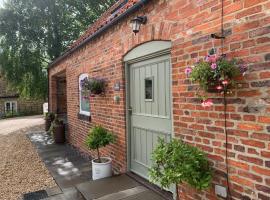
[131,16,147,35]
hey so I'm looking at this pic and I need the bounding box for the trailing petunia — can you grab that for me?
[201,99,213,107]
[81,77,106,95]
[185,52,247,106]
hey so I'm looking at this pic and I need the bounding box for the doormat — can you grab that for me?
[22,190,48,200]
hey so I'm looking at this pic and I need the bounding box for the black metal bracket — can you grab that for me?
[131,16,147,24]
[211,33,225,39]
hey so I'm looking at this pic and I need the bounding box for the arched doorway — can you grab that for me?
[124,41,173,182]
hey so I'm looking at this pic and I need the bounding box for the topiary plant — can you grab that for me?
[149,138,212,198]
[85,125,116,163]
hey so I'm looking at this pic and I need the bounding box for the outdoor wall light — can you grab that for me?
[131,16,147,35]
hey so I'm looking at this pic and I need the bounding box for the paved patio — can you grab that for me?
[27,132,168,200]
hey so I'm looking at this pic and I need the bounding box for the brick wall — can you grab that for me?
[49,0,270,199]
[0,98,43,116]
[0,75,43,116]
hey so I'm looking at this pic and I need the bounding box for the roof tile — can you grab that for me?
[69,0,140,50]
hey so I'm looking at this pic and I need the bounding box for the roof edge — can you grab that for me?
[48,0,150,69]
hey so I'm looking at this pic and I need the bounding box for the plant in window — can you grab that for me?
[185,50,247,107]
[149,138,212,199]
[81,77,106,95]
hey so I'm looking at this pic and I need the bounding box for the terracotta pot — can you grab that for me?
[53,123,65,144]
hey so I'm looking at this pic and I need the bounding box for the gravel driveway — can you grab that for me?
[0,115,45,135]
[0,116,56,200]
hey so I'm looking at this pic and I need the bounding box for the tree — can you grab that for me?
[0,0,117,99]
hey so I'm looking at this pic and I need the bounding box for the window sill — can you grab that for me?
[78,113,91,122]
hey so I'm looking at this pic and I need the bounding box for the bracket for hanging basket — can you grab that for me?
[210,33,225,39]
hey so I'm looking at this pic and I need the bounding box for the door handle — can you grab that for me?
[128,107,133,114]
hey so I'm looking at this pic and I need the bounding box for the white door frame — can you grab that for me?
[124,41,176,199]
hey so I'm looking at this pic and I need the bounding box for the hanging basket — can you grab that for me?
[81,78,106,96]
[206,79,222,93]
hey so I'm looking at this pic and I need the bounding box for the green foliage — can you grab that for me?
[86,125,116,162]
[81,78,106,95]
[190,61,214,91]
[49,115,63,134]
[45,112,55,121]
[189,58,241,93]
[149,138,212,191]
[2,111,19,118]
[0,0,117,99]
[52,115,63,127]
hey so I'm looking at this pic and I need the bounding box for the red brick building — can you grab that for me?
[48,0,270,199]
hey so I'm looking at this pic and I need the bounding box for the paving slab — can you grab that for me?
[44,187,85,200]
[28,132,169,200]
[122,190,165,200]
[28,132,92,190]
[76,174,166,200]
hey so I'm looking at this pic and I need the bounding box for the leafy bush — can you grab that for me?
[49,115,62,135]
[149,138,212,191]
[45,112,55,121]
[2,111,19,119]
[85,126,116,163]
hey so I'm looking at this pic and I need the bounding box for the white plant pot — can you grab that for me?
[92,157,112,180]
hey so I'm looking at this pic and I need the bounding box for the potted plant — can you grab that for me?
[51,116,65,144]
[149,138,212,199]
[81,77,106,96]
[85,125,116,180]
[185,50,247,107]
[45,112,55,132]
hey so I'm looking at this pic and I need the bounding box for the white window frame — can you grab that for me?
[79,74,90,116]
[5,101,17,113]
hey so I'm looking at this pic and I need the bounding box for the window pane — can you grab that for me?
[145,77,153,100]
[6,102,11,112]
[80,90,90,112]
[12,102,15,110]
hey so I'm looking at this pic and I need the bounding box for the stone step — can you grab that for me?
[44,187,86,200]
[76,174,165,200]
[94,186,148,200]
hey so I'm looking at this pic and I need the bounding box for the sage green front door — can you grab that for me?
[129,54,172,179]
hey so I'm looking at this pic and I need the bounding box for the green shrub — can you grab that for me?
[149,138,212,192]
[49,114,62,135]
[85,125,116,163]
[45,112,55,121]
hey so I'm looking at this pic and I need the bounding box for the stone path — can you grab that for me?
[27,132,169,200]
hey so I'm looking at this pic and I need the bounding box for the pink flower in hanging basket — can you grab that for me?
[205,54,217,63]
[201,99,213,107]
[185,66,192,76]
[222,80,229,85]
[211,63,217,70]
[209,55,217,63]
[216,85,223,90]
